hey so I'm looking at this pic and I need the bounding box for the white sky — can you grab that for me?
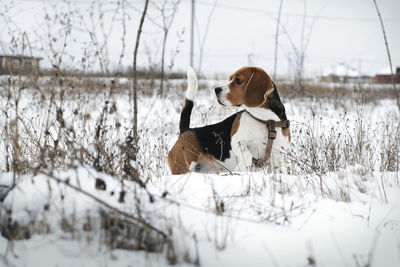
[1,0,399,77]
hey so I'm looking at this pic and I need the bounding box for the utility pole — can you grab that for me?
[273,0,284,81]
[190,0,195,67]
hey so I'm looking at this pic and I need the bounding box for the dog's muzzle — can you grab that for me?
[214,87,226,106]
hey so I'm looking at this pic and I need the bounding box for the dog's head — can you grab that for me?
[215,66,287,120]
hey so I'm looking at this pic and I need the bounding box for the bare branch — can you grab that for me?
[373,0,400,111]
[132,0,150,142]
[197,0,218,76]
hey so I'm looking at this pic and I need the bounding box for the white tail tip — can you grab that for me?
[185,66,198,101]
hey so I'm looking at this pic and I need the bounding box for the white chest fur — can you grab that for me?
[231,107,289,171]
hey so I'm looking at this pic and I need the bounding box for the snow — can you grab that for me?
[0,167,173,266]
[159,169,400,267]
[0,77,400,266]
[0,167,399,266]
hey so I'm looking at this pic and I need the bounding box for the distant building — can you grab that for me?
[373,67,400,84]
[320,74,341,83]
[0,55,42,75]
[320,62,372,83]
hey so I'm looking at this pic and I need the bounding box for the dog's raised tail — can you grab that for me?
[179,67,198,133]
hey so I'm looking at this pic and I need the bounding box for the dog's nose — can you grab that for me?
[214,87,222,95]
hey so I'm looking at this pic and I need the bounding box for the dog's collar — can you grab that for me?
[246,111,290,129]
[244,106,280,121]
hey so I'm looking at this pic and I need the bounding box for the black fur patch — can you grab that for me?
[269,82,287,121]
[192,113,238,161]
[180,100,194,133]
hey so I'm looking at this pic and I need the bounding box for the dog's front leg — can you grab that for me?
[271,151,283,172]
[231,137,253,172]
[270,136,290,173]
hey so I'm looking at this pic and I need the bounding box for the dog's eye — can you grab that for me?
[234,78,243,85]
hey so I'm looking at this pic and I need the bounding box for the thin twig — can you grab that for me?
[197,0,218,76]
[273,0,283,81]
[132,0,150,143]
[373,0,400,111]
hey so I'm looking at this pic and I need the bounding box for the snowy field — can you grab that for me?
[0,76,400,266]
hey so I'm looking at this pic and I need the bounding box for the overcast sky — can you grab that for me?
[1,0,399,77]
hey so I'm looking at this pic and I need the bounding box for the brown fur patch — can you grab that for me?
[230,112,242,138]
[281,127,291,142]
[226,74,246,106]
[244,68,273,107]
[225,67,273,107]
[168,130,204,174]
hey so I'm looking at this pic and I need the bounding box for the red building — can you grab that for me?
[373,67,400,84]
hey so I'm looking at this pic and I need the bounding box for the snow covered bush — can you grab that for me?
[1,70,399,266]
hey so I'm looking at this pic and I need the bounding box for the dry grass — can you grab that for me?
[277,80,398,103]
[0,1,399,264]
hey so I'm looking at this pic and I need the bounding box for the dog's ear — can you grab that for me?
[244,68,273,107]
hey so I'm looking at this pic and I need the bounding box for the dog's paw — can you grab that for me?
[252,158,264,168]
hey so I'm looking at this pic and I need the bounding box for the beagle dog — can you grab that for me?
[168,66,290,174]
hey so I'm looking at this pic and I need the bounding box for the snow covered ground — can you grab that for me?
[0,77,399,266]
[0,167,399,267]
